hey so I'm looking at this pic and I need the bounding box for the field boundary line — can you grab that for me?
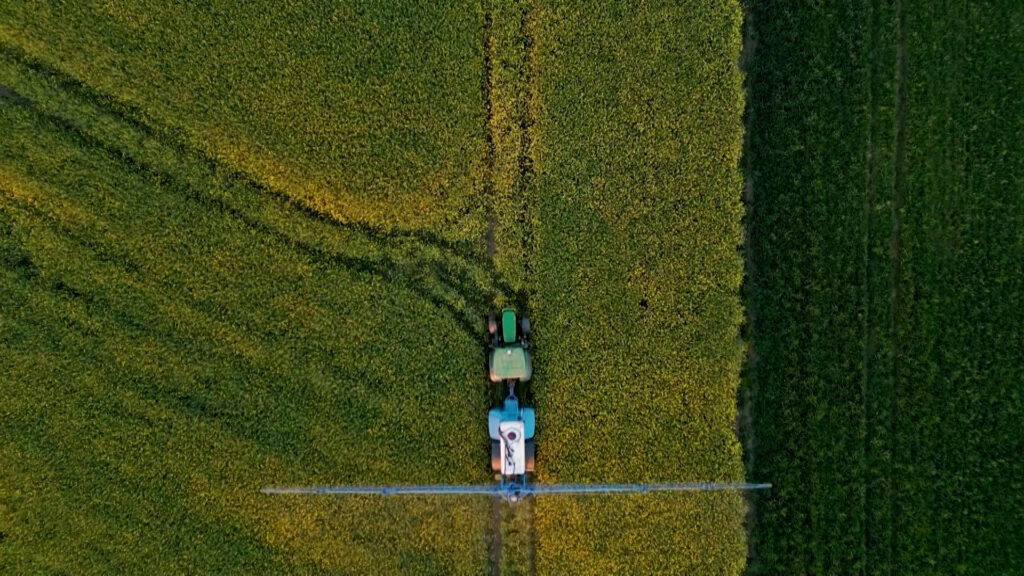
[737,1,764,570]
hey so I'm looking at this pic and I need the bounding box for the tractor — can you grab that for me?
[487,308,532,383]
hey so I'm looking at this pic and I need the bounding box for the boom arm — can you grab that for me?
[262,484,503,495]
[262,482,771,500]
[527,482,772,494]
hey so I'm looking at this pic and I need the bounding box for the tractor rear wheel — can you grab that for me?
[490,440,501,472]
[524,440,536,473]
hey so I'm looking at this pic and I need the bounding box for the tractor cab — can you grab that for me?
[487,308,532,383]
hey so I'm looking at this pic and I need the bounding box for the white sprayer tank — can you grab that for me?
[498,421,526,476]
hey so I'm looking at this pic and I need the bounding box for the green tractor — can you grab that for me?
[487,308,532,383]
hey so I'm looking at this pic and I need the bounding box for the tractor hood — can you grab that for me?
[489,346,532,382]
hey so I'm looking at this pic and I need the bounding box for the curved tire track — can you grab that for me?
[0,42,518,332]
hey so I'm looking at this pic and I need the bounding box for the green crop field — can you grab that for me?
[8,0,1017,574]
[0,1,488,240]
[1,1,754,575]
[0,38,496,575]
[530,1,748,574]
[743,1,1023,574]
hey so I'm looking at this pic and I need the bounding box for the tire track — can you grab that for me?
[524,495,538,576]
[481,2,540,572]
[0,65,526,341]
[518,5,539,574]
[482,0,538,311]
[0,42,484,266]
[0,42,518,313]
[482,11,499,265]
[489,495,502,576]
[515,2,539,320]
[480,13,504,576]
[0,83,490,337]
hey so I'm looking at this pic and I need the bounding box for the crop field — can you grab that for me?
[0,2,499,574]
[0,39,496,575]
[1,1,754,575]
[743,1,1023,574]
[0,1,488,240]
[530,1,748,575]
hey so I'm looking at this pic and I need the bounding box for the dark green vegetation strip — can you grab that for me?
[0,1,488,240]
[530,2,749,574]
[744,0,1024,573]
[0,35,495,576]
